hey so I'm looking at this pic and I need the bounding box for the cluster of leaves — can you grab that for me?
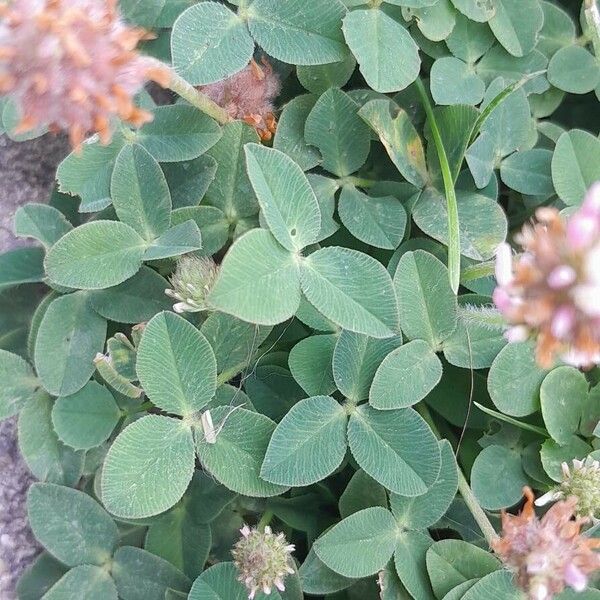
[1,0,600,598]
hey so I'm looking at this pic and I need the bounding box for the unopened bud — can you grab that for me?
[165,255,218,314]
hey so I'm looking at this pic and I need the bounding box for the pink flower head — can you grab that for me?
[493,183,600,368]
[232,524,295,599]
[199,58,280,142]
[493,487,600,600]
[0,0,170,148]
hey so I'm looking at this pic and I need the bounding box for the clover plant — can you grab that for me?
[1,0,600,598]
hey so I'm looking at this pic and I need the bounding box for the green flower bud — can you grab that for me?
[165,255,219,314]
[536,457,600,520]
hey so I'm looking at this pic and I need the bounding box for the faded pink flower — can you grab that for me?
[0,0,170,148]
[493,182,600,368]
[232,524,295,599]
[199,59,280,142]
[493,487,600,600]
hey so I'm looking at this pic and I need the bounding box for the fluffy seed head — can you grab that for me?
[0,0,170,147]
[536,458,600,521]
[199,59,280,142]
[165,255,219,314]
[493,182,600,368]
[232,525,295,599]
[493,487,600,600]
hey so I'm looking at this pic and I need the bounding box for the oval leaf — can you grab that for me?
[300,247,399,338]
[247,0,348,66]
[313,507,397,578]
[343,8,420,93]
[208,229,301,326]
[171,3,254,85]
[261,396,348,486]
[196,407,289,497]
[136,312,217,416]
[34,292,107,397]
[0,349,38,420]
[347,404,441,496]
[27,482,118,567]
[102,416,195,519]
[111,144,172,241]
[51,381,121,451]
[45,221,146,290]
[369,339,443,409]
[244,144,321,251]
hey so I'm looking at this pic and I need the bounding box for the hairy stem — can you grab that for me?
[124,400,153,416]
[584,0,600,59]
[417,404,498,547]
[167,68,231,125]
[257,509,274,531]
[415,78,461,294]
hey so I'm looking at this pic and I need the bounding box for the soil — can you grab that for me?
[0,132,69,599]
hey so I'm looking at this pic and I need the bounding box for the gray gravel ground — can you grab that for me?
[0,132,69,599]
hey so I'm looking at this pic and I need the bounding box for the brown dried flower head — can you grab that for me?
[493,183,600,368]
[0,0,170,148]
[199,59,280,142]
[493,487,600,600]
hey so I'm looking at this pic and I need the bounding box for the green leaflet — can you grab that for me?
[189,562,280,600]
[305,87,371,178]
[261,396,348,486]
[207,229,301,326]
[43,566,117,600]
[394,250,458,348]
[51,381,121,450]
[552,130,600,206]
[370,340,443,410]
[135,104,222,162]
[195,407,289,497]
[347,404,441,496]
[247,0,348,66]
[102,416,196,519]
[471,445,529,510]
[171,3,254,85]
[45,221,147,290]
[288,335,337,396]
[313,507,398,578]
[112,546,191,600]
[244,144,321,251]
[390,440,458,529]
[343,8,420,93]
[13,203,73,249]
[136,312,217,416]
[27,483,118,567]
[34,292,107,397]
[300,246,399,338]
[0,349,38,420]
[110,144,172,241]
[338,186,407,250]
[333,330,403,403]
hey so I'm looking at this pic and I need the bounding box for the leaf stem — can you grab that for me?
[124,400,153,416]
[338,175,378,189]
[415,78,460,294]
[166,68,231,125]
[416,403,498,547]
[584,0,600,59]
[257,509,274,531]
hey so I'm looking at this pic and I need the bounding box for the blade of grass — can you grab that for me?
[469,71,547,145]
[474,402,550,437]
[415,77,460,294]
